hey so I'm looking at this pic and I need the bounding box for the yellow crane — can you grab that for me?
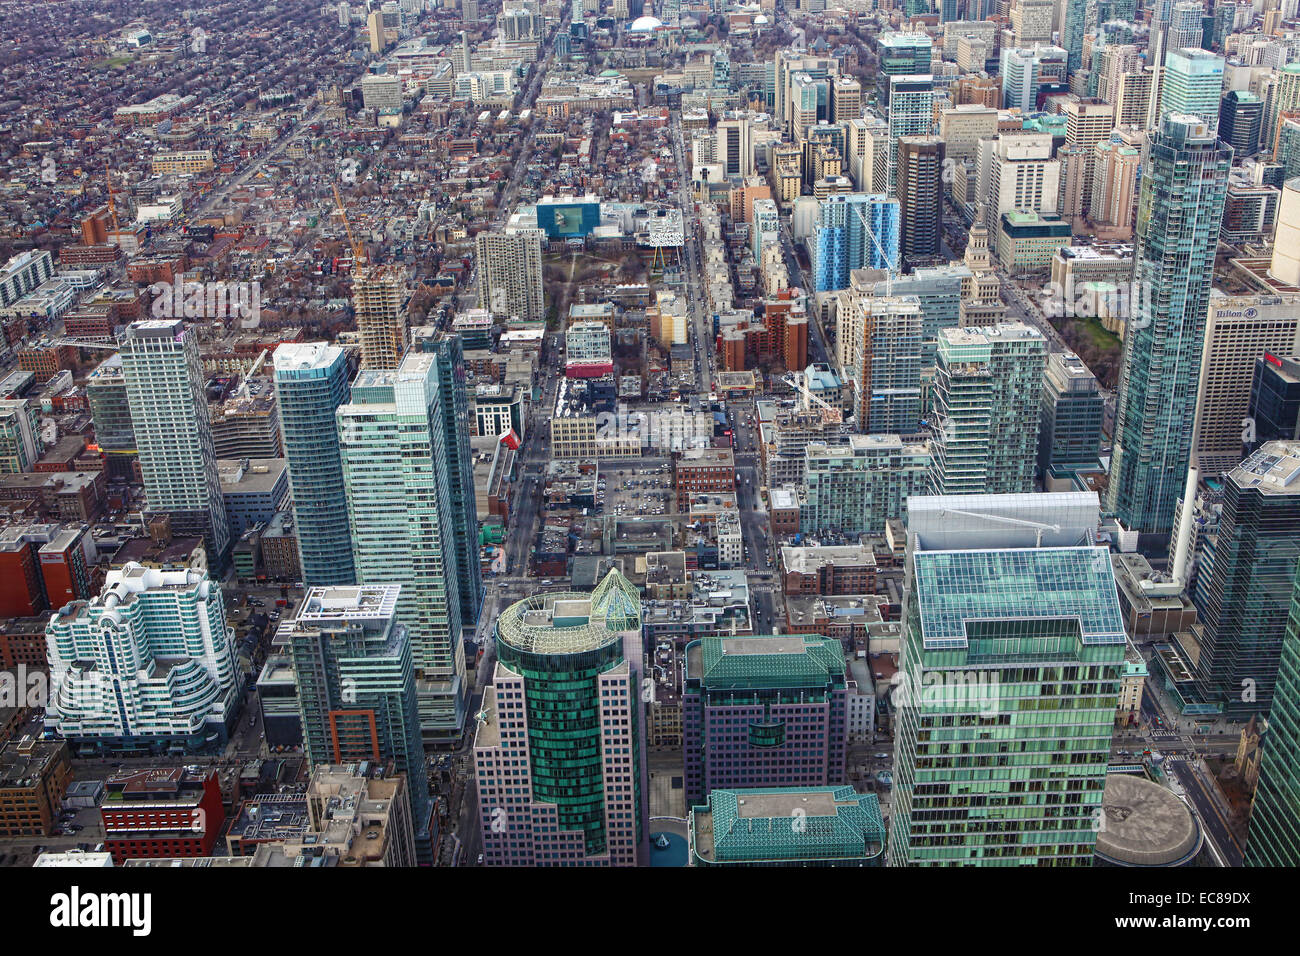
[331,182,366,267]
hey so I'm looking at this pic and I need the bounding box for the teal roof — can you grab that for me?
[693,786,885,864]
[913,546,1126,650]
[695,634,845,689]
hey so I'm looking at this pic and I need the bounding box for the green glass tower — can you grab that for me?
[890,495,1127,866]
[1245,557,1300,867]
[474,569,648,866]
[1107,113,1231,537]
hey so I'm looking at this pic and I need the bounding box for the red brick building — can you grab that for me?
[100,768,226,863]
[674,447,736,511]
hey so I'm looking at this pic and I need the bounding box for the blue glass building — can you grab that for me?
[812,193,899,292]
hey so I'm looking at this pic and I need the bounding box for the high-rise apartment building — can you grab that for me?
[683,633,847,808]
[812,193,900,292]
[474,570,648,865]
[476,228,545,322]
[338,352,467,743]
[86,355,138,482]
[717,117,753,177]
[0,399,41,475]
[273,343,356,588]
[930,323,1047,496]
[886,76,934,196]
[1220,90,1263,157]
[897,137,944,262]
[45,563,243,749]
[799,434,932,535]
[287,585,431,849]
[1107,114,1231,537]
[976,133,1061,255]
[120,320,230,562]
[890,492,1127,866]
[876,33,933,107]
[841,293,924,431]
[353,266,408,371]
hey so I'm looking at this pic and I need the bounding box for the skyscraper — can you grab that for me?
[1244,556,1300,867]
[1159,49,1225,131]
[353,266,408,371]
[929,323,1047,496]
[683,633,848,808]
[338,351,466,743]
[890,493,1127,866]
[1107,114,1231,537]
[841,293,924,431]
[1059,0,1089,70]
[1186,442,1300,719]
[897,137,944,262]
[411,328,483,628]
[120,319,230,562]
[273,342,356,588]
[812,193,900,292]
[45,563,243,750]
[474,570,647,865]
[476,228,545,321]
[1038,351,1105,479]
[886,75,934,196]
[1220,90,1263,157]
[287,584,431,855]
[876,32,933,106]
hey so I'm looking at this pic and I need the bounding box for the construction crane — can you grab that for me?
[781,371,842,425]
[104,160,121,243]
[935,508,1062,548]
[331,182,366,267]
[235,348,270,398]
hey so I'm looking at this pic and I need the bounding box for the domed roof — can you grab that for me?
[630,14,663,30]
[755,13,769,23]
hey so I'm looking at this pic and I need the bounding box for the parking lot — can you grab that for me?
[601,463,674,517]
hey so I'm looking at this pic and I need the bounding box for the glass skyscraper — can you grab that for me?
[411,329,482,629]
[812,193,899,292]
[273,342,356,588]
[1107,113,1231,537]
[890,494,1127,866]
[337,351,466,743]
[474,570,647,865]
[1245,557,1300,867]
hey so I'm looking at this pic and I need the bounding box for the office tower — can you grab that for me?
[411,328,483,628]
[776,52,836,136]
[688,786,886,866]
[353,266,407,371]
[1186,442,1300,719]
[832,76,862,123]
[1039,351,1104,479]
[1245,557,1300,866]
[120,319,230,562]
[716,117,753,177]
[890,492,1127,866]
[1089,131,1142,236]
[930,323,1047,496]
[1192,296,1300,476]
[338,352,466,743]
[287,585,431,850]
[367,10,385,53]
[1220,90,1263,157]
[1269,64,1300,158]
[360,74,402,111]
[799,435,932,535]
[1160,48,1225,131]
[683,633,847,808]
[463,0,478,21]
[476,228,545,322]
[0,399,40,475]
[976,134,1061,255]
[876,33,933,107]
[1249,354,1300,447]
[45,563,243,748]
[1061,97,1115,220]
[1107,114,1231,537]
[1010,0,1054,45]
[842,294,924,430]
[273,342,356,588]
[789,72,830,138]
[897,137,944,262]
[887,75,934,196]
[1001,47,1044,112]
[812,193,900,292]
[1059,0,1089,69]
[474,570,647,866]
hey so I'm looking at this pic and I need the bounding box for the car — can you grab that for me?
[476,853,484,865]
